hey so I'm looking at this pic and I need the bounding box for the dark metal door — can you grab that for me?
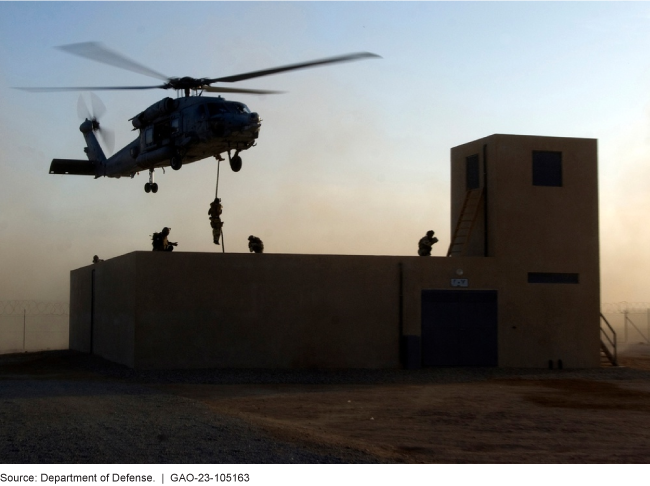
[421,290,498,366]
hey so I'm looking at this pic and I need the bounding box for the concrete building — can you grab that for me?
[69,134,601,370]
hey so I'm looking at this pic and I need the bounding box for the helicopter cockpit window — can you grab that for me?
[197,105,207,119]
[235,104,251,114]
[208,104,227,116]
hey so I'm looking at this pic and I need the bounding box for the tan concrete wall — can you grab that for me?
[74,253,137,367]
[498,268,600,367]
[450,134,600,368]
[132,252,403,369]
[70,252,506,369]
[69,264,93,352]
[451,134,598,262]
[489,135,598,267]
[69,250,600,369]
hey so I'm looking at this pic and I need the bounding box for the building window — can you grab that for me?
[466,154,480,190]
[528,272,579,284]
[532,151,562,187]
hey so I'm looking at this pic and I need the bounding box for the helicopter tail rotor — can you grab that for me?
[77,92,115,155]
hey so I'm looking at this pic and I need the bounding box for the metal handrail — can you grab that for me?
[623,312,650,344]
[600,312,618,366]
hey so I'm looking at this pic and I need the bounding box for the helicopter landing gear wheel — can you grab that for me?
[229,154,242,172]
[171,155,183,171]
[144,168,157,193]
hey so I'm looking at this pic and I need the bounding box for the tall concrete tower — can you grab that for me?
[448,134,600,367]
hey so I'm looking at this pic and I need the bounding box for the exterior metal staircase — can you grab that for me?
[600,313,618,366]
[447,188,485,257]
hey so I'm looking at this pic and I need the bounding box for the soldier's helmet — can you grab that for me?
[426,230,434,237]
[162,227,171,235]
[248,235,254,241]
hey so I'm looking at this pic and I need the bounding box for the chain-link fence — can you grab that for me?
[601,302,650,356]
[0,301,69,355]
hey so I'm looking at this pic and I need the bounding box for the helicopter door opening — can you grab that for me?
[153,120,173,146]
[144,120,174,150]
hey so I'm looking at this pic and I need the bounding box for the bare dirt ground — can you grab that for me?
[159,361,650,463]
[2,349,650,463]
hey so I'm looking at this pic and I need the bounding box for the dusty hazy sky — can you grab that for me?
[1,1,650,304]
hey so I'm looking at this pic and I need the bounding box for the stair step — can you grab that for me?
[447,188,484,257]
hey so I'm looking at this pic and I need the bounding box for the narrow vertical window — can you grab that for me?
[533,151,562,187]
[466,154,480,190]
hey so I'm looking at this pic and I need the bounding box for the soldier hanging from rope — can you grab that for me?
[208,197,223,245]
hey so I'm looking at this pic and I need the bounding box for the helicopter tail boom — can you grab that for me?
[49,159,96,176]
[80,119,107,163]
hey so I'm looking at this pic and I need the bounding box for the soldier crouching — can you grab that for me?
[418,230,438,256]
[152,227,178,251]
[248,235,264,253]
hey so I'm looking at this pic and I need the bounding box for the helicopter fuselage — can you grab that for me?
[62,95,261,180]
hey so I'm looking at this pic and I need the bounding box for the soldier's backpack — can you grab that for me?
[151,232,164,251]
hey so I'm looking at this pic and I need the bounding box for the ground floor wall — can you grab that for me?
[69,251,601,370]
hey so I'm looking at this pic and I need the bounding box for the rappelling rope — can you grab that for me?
[215,158,221,199]
[215,158,225,253]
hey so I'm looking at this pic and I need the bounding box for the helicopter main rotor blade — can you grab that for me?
[15,45,381,94]
[57,42,170,82]
[15,85,166,92]
[209,52,381,84]
[202,86,284,95]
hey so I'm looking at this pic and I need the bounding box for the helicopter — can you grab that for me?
[19,42,380,193]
